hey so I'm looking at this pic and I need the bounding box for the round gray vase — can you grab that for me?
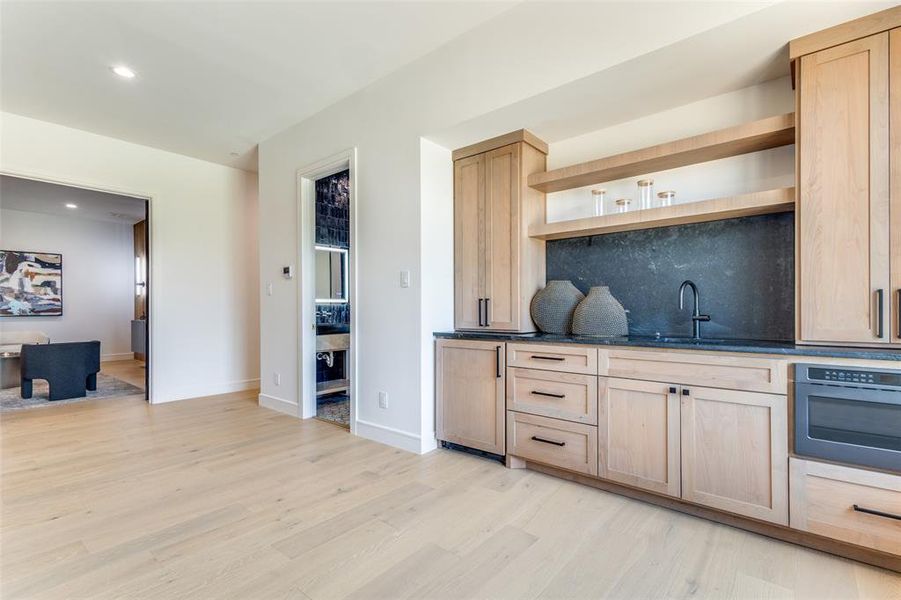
[572,286,629,337]
[530,280,584,334]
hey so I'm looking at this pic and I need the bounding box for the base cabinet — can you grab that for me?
[680,386,788,525]
[598,377,681,497]
[436,339,505,455]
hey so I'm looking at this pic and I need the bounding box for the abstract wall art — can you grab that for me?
[0,250,63,316]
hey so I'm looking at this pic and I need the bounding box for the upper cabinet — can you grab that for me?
[793,8,901,346]
[453,131,548,332]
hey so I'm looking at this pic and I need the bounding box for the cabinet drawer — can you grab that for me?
[507,412,598,476]
[598,348,787,393]
[507,368,598,424]
[790,458,901,555]
[507,343,597,375]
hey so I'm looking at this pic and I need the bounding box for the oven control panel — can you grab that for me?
[805,366,901,389]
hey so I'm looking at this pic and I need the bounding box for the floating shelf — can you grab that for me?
[528,113,795,194]
[528,187,795,241]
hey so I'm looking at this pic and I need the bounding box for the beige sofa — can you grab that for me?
[0,331,50,355]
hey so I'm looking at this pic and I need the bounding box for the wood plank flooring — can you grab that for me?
[2,392,899,599]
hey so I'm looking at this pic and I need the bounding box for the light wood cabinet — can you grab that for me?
[680,386,788,525]
[796,30,897,345]
[436,339,505,455]
[891,27,901,344]
[507,411,598,476]
[453,131,547,332]
[507,367,597,425]
[598,378,680,497]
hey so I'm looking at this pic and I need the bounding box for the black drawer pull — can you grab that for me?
[668,386,677,394]
[853,504,901,521]
[531,436,565,447]
[682,388,690,396]
[876,289,885,338]
[531,355,565,361]
[496,346,502,379]
[531,390,565,399]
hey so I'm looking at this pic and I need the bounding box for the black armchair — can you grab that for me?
[20,341,101,401]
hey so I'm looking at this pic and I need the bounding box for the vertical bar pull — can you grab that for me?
[897,290,901,338]
[876,289,885,339]
[485,298,491,327]
[495,346,502,379]
[478,299,484,327]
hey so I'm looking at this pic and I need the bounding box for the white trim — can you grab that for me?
[258,392,300,416]
[296,149,358,434]
[355,418,422,454]
[153,378,261,403]
[101,352,135,363]
[0,168,156,404]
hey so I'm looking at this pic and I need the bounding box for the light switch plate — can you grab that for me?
[378,391,388,409]
[400,270,411,288]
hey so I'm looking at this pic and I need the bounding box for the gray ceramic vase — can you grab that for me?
[530,280,584,334]
[572,286,629,337]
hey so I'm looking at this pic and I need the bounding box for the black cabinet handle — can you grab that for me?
[897,289,901,338]
[478,299,484,327]
[531,390,565,399]
[853,504,901,521]
[682,388,690,396]
[531,436,565,447]
[531,355,565,361]
[496,346,502,378]
[669,386,677,394]
[485,298,491,326]
[876,289,885,338]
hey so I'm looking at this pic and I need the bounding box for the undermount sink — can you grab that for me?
[317,324,349,335]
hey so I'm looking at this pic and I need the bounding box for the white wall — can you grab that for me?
[0,208,135,361]
[545,77,795,222]
[0,112,260,403]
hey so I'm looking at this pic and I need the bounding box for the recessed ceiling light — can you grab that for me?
[110,65,136,79]
[65,203,78,209]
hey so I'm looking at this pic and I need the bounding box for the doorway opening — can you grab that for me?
[297,150,356,431]
[0,174,151,411]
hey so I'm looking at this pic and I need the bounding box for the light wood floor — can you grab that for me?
[1,392,898,599]
[101,358,147,391]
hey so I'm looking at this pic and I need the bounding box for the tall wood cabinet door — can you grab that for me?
[483,143,521,331]
[891,28,901,343]
[436,339,505,454]
[799,33,890,343]
[680,386,788,525]
[598,378,681,497]
[454,154,485,330]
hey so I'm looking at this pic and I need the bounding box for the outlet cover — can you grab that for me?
[378,391,388,409]
[274,372,281,386]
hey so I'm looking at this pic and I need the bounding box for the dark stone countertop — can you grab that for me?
[433,331,901,362]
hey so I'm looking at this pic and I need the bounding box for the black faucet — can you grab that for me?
[679,280,711,339]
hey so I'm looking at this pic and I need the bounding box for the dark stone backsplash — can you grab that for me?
[316,303,349,327]
[315,169,350,326]
[546,213,794,341]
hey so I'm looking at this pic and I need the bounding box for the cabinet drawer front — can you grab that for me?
[507,343,597,374]
[507,412,598,476]
[790,459,901,555]
[599,348,786,393]
[507,368,598,424]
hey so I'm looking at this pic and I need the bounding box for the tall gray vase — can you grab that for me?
[530,280,584,334]
[572,286,629,337]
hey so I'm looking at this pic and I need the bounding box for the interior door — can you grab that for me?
[799,33,890,343]
[598,377,681,497]
[454,154,485,330]
[436,339,505,454]
[483,143,520,331]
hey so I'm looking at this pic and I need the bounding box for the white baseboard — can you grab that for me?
[101,352,134,362]
[152,378,261,404]
[355,418,423,454]
[258,392,299,416]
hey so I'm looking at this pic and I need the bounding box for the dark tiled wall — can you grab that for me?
[315,169,350,326]
[546,213,794,341]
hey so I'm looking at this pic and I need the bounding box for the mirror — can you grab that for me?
[315,246,348,303]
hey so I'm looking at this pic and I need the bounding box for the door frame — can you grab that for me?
[296,149,357,432]
[0,168,155,402]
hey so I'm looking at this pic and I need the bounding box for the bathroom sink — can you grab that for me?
[317,324,349,335]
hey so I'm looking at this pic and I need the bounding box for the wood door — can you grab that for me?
[454,154,485,330]
[598,378,681,497]
[891,28,901,344]
[680,386,788,524]
[436,339,505,454]
[483,143,521,331]
[799,33,890,343]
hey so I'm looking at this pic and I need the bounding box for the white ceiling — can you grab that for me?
[0,1,516,171]
[0,175,147,224]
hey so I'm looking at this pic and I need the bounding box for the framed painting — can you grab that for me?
[0,250,63,316]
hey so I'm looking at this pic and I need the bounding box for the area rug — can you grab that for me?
[316,393,349,428]
[0,374,144,413]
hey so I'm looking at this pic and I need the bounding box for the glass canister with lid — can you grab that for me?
[637,179,654,210]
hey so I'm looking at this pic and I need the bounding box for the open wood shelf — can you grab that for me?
[528,187,795,241]
[528,113,795,193]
